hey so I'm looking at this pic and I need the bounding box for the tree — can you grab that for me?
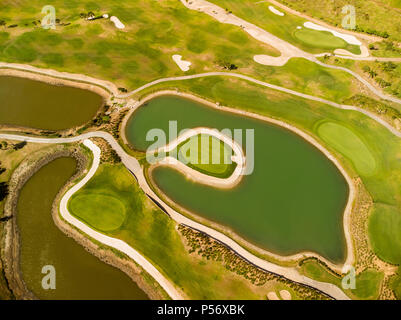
[13,141,27,150]
[0,182,8,202]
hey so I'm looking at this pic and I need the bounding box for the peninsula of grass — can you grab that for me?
[174,134,237,179]
[68,163,313,299]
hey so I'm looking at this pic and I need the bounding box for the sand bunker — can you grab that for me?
[279,290,292,300]
[253,54,289,66]
[110,16,125,29]
[304,21,362,46]
[269,6,284,16]
[172,55,192,71]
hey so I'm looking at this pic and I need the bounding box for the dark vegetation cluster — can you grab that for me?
[178,225,330,300]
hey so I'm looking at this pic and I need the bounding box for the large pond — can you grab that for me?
[0,76,103,130]
[17,157,149,300]
[125,95,349,263]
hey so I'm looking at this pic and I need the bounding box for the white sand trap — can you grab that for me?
[110,16,125,29]
[103,14,109,19]
[267,292,280,300]
[172,55,192,71]
[279,290,292,300]
[253,54,289,67]
[269,6,284,16]
[304,21,362,46]
[297,26,302,29]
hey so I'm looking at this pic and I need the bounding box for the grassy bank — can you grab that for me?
[69,163,325,299]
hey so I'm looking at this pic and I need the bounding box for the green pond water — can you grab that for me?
[0,76,103,130]
[17,157,148,300]
[125,95,349,263]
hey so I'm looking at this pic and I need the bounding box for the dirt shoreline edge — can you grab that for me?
[0,144,165,300]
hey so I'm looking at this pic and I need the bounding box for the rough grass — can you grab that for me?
[317,121,377,176]
[0,0,280,89]
[298,260,383,299]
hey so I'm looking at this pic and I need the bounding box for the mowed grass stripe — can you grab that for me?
[317,121,377,176]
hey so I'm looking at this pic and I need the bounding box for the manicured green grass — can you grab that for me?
[368,204,401,264]
[0,0,281,89]
[294,29,347,49]
[69,194,126,232]
[352,269,384,299]
[210,0,362,54]
[252,58,355,104]
[70,164,299,299]
[176,134,237,178]
[0,1,362,105]
[317,121,377,176]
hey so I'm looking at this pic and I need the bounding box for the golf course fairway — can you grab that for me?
[317,122,377,176]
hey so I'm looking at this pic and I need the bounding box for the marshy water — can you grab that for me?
[16,157,148,299]
[125,95,349,263]
[0,76,103,130]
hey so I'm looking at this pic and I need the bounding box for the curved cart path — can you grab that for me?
[0,131,350,300]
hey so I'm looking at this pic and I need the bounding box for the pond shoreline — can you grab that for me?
[122,90,356,272]
[0,145,163,300]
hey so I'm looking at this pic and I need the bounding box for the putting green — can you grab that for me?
[317,122,377,176]
[69,194,126,232]
[294,29,346,49]
[175,134,237,178]
[368,204,401,264]
[293,29,361,54]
